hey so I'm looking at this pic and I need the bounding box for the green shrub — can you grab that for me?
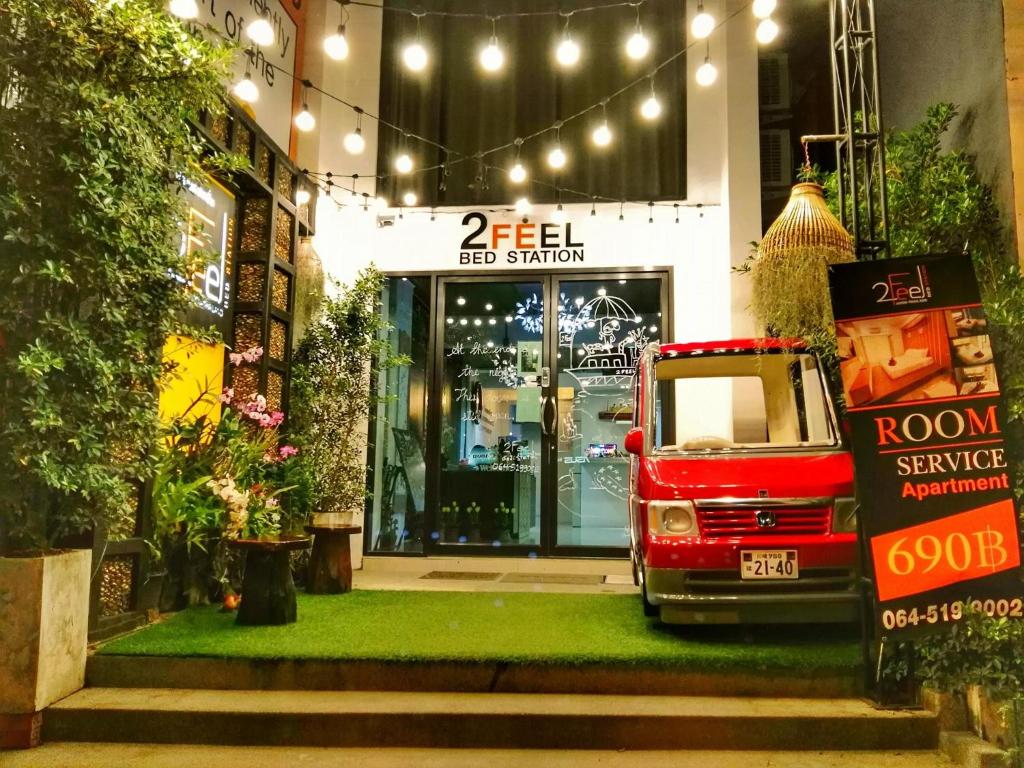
[0,0,232,551]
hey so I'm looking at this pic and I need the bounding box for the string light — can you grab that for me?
[324,2,350,61]
[625,4,650,60]
[403,191,418,206]
[294,83,315,132]
[296,188,312,205]
[246,16,275,47]
[555,13,581,67]
[552,202,567,224]
[395,152,414,174]
[547,145,567,169]
[233,64,259,103]
[515,197,532,215]
[509,139,527,183]
[691,1,715,39]
[480,18,504,72]
[648,201,654,223]
[619,201,625,221]
[696,44,718,86]
[168,0,198,19]
[756,17,779,44]
[403,14,428,72]
[374,196,389,210]
[591,101,612,146]
[640,76,661,120]
[343,107,365,154]
[752,0,777,19]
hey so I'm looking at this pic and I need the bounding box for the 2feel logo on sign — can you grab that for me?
[459,212,585,266]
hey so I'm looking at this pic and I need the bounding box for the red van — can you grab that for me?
[624,339,860,624]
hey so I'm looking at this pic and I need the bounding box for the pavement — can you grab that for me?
[0,744,957,767]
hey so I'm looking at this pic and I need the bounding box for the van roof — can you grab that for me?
[656,338,806,357]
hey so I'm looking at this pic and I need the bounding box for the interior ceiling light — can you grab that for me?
[294,104,315,132]
[515,197,532,215]
[394,153,414,174]
[509,162,527,183]
[324,24,349,60]
[233,71,259,103]
[403,191,418,206]
[555,14,580,67]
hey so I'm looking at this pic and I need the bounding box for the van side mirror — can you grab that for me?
[624,427,644,456]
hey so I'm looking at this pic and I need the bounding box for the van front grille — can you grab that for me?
[697,506,831,537]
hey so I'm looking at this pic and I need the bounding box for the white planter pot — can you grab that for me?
[0,549,91,713]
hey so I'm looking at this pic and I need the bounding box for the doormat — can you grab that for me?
[420,571,502,581]
[499,573,603,585]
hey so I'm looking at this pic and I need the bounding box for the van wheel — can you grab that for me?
[640,567,658,618]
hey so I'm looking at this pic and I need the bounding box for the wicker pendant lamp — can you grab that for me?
[751,182,855,339]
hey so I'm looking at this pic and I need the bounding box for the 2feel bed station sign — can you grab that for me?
[829,254,1024,637]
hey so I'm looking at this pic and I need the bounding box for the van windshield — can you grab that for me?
[653,351,839,452]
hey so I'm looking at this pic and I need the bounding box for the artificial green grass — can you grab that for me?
[99,590,861,676]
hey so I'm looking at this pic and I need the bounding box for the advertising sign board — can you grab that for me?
[828,254,1024,636]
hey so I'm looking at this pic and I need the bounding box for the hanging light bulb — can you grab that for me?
[246,16,275,47]
[343,108,365,154]
[374,196,389,210]
[403,41,428,71]
[169,0,199,19]
[515,197,532,215]
[591,101,612,146]
[551,204,567,224]
[752,0,777,19]
[294,93,315,132]
[233,68,259,103]
[756,17,779,44]
[696,45,718,87]
[509,162,527,183]
[403,14,428,72]
[555,14,580,67]
[625,5,650,60]
[480,18,504,72]
[324,24,349,60]
[691,1,715,39]
[395,153,414,174]
[403,191,418,206]
[640,77,661,120]
[480,38,504,71]
[547,146,567,170]
[295,188,312,206]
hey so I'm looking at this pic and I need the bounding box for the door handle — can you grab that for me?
[541,393,557,437]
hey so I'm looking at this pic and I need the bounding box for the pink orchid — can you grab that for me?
[278,445,299,459]
[259,413,272,427]
[219,387,234,404]
[228,352,244,366]
[267,411,284,427]
[241,346,264,364]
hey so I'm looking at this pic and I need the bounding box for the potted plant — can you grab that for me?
[0,0,231,741]
[440,503,460,542]
[289,266,409,544]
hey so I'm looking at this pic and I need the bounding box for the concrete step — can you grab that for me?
[86,654,862,698]
[43,688,939,751]
[0,743,958,768]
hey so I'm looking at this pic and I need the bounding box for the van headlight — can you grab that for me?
[833,497,858,533]
[648,500,697,536]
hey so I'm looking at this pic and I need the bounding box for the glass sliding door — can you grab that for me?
[551,277,664,550]
[437,279,544,548]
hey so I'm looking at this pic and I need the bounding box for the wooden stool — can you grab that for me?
[304,523,362,594]
[229,535,311,625]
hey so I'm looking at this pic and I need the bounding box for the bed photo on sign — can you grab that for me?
[836,309,956,407]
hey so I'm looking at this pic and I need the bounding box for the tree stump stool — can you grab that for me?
[304,523,361,594]
[229,535,311,625]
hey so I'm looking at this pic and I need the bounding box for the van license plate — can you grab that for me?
[741,550,799,580]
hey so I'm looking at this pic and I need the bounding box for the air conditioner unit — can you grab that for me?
[760,129,793,187]
[759,53,791,110]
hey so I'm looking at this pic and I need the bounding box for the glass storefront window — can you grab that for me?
[368,277,429,552]
[439,281,543,547]
[555,278,662,548]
